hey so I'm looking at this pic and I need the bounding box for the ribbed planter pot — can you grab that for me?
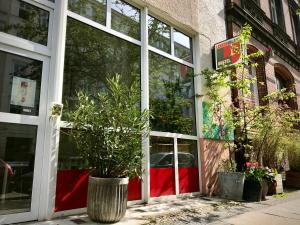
[218,172,245,201]
[87,176,129,223]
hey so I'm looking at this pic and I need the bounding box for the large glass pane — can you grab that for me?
[150,136,175,197]
[111,0,140,40]
[177,139,199,193]
[174,29,193,63]
[0,0,49,45]
[68,0,106,25]
[148,15,171,53]
[0,51,43,116]
[0,123,37,215]
[55,128,141,212]
[149,52,196,135]
[63,18,140,115]
[55,128,88,212]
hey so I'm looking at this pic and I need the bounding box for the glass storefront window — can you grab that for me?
[0,122,37,215]
[62,18,140,116]
[68,0,106,25]
[111,0,140,40]
[148,15,171,53]
[174,29,193,63]
[149,51,196,135]
[0,0,49,45]
[0,50,42,116]
[58,129,86,170]
[177,139,199,193]
[150,136,175,197]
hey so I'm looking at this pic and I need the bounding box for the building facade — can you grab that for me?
[226,0,300,109]
[0,0,229,223]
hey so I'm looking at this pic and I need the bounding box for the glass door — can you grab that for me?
[0,48,49,224]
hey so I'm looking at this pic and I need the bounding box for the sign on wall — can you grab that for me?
[11,76,36,108]
[214,37,242,70]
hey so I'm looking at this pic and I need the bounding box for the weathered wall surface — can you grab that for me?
[200,139,230,196]
[197,0,227,70]
[130,0,199,34]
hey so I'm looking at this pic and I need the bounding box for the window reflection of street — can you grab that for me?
[0,123,37,215]
[149,52,196,135]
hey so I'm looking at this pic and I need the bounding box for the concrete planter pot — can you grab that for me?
[218,172,245,201]
[87,176,129,223]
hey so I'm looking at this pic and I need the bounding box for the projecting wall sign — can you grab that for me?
[214,37,242,70]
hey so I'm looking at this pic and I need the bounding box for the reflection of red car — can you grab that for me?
[0,159,14,177]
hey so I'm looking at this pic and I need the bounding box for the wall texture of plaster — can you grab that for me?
[200,139,230,196]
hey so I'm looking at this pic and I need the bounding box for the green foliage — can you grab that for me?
[283,132,300,172]
[66,75,149,178]
[218,159,237,172]
[201,23,300,171]
[245,167,266,183]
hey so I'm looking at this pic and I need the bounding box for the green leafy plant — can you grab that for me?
[283,132,300,172]
[245,162,266,183]
[66,75,149,178]
[201,24,300,171]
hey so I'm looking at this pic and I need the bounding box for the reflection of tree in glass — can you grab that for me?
[148,16,171,53]
[63,18,140,115]
[68,0,106,25]
[149,52,195,135]
[0,0,49,45]
[111,0,140,40]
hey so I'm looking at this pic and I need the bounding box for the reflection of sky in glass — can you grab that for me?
[148,15,170,39]
[111,0,140,22]
[174,29,191,49]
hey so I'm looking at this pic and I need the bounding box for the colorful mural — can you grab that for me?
[202,101,234,141]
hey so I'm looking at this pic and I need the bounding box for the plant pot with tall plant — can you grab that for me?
[66,75,149,223]
[243,162,265,202]
[218,159,245,201]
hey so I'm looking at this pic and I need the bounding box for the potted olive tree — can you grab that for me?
[66,75,149,223]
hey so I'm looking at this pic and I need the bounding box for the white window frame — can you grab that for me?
[0,30,51,225]
[55,0,201,209]
[0,0,202,220]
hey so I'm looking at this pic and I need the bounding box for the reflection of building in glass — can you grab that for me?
[0,0,49,45]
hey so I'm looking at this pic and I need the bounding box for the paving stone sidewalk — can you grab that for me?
[18,189,300,225]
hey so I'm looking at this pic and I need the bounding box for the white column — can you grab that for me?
[141,7,150,203]
[193,33,203,194]
[38,0,68,220]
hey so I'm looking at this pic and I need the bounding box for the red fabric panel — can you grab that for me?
[179,167,199,194]
[150,168,176,197]
[128,177,142,201]
[55,169,89,212]
[55,170,141,212]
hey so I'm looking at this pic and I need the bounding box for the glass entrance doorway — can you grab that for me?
[0,48,49,223]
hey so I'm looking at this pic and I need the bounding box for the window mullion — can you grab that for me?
[106,0,112,29]
[171,27,175,56]
[174,137,179,195]
[141,6,150,203]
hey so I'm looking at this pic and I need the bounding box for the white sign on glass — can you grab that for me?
[10,76,36,108]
